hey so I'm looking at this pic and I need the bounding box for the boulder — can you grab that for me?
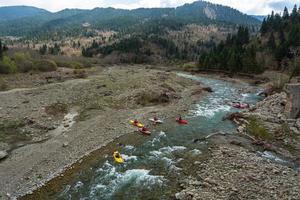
[0,151,8,160]
[202,86,213,93]
[296,118,300,129]
[285,84,300,119]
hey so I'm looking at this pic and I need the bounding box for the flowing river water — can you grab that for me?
[26,74,265,200]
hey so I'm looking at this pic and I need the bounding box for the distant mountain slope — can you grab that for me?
[0,6,50,21]
[251,15,267,21]
[0,1,260,37]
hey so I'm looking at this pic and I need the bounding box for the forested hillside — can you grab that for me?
[0,1,260,39]
[0,6,50,21]
[199,5,300,76]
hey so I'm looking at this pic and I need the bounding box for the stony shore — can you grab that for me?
[0,66,207,199]
[176,144,300,200]
[176,82,300,200]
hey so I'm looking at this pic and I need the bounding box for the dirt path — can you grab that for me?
[0,66,205,199]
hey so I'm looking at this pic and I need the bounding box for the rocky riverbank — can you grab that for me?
[0,66,207,199]
[176,144,300,200]
[176,82,300,200]
[235,90,300,165]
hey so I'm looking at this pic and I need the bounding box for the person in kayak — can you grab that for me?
[115,151,121,158]
[154,116,158,121]
[142,126,149,132]
[178,116,182,122]
[134,119,139,125]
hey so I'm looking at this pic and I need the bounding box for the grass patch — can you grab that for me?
[0,119,30,143]
[136,90,170,106]
[73,69,87,78]
[45,102,69,116]
[246,117,273,140]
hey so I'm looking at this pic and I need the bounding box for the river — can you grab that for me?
[28,74,263,200]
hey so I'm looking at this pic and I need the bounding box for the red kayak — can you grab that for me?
[138,128,151,135]
[176,118,188,124]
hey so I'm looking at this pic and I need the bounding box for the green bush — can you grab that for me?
[246,117,273,140]
[34,59,57,72]
[70,61,84,69]
[0,56,17,74]
[73,69,87,78]
[45,102,68,116]
[270,74,289,92]
[182,62,196,71]
[17,60,34,73]
[55,60,85,69]
[13,52,31,63]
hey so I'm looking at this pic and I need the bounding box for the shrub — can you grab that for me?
[0,56,17,74]
[288,57,300,81]
[45,102,68,116]
[34,59,57,72]
[70,61,84,69]
[246,117,273,140]
[73,69,87,78]
[17,60,34,73]
[182,62,196,71]
[13,52,31,63]
[270,74,289,92]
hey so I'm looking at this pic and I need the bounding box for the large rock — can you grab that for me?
[285,83,300,119]
[0,151,8,160]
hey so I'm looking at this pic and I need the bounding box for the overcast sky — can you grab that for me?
[0,0,299,15]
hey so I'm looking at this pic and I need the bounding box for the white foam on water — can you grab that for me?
[118,169,165,188]
[190,149,202,155]
[258,151,288,163]
[159,146,187,154]
[149,150,163,157]
[90,169,165,198]
[150,131,167,146]
[74,181,84,190]
[124,145,135,150]
[121,154,137,162]
[161,157,174,165]
[193,103,231,118]
[159,131,166,137]
[96,161,116,174]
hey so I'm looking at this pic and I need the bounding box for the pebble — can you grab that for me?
[0,151,8,160]
[63,142,69,147]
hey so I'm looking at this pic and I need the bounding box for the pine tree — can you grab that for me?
[268,32,276,50]
[39,44,47,55]
[260,19,268,34]
[283,7,289,20]
[0,40,3,59]
[291,5,298,21]
[288,24,300,47]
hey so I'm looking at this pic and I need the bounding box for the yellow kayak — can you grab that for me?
[130,120,143,128]
[113,151,124,164]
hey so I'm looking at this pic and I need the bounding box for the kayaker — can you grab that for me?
[178,116,182,122]
[115,151,121,158]
[142,126,148,132]
[134,119,138,124]
[154,116,158,121]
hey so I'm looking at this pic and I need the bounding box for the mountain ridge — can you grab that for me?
[0,6,50,21]
[0,1,260,38]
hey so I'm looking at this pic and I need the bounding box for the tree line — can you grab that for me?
[199,5,300,75]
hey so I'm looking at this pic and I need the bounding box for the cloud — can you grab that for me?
[268,0,296,11]
[0,0,299,14]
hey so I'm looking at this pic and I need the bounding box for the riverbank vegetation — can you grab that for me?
[0,42,95,75]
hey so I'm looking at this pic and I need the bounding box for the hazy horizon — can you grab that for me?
[0,0,300,15]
